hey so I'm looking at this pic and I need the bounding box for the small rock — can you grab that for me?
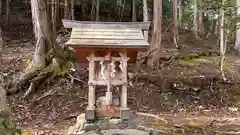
[109,118,122,124]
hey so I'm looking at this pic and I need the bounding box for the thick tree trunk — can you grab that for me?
[132,0,136,22]
[148,0,162,65]
[9,0,73,99]
[96,0,99,21]
[11,0,56,98]
[31,0,55,67]
[172,0,178,47]
[143,0,148,40]
[193,0,198,37]
[71,0,75,20]
[235,0,240,52]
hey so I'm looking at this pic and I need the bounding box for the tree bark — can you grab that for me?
[178,0,182,28]
[172,0,178,47]
[119,0,126,21]
[81,0,86,20]
[0,29,3,54]
[220,0,226,81]
[71,0,75,20]
[193,0,198,37]
[220,1,225,56]
[52,0,56,38]
[132,0,137,22]
[148,0,162,65]
[143,0,148,40]
[0,0,2,19]
[198,2,204,37]
[91,0,96,21]
[31,0,55,68]
[96,0,99,21]
[64,0,69,19]
[5,0,11,25]
[235,0,240,52]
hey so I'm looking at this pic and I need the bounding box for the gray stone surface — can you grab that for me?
[101,129,149,135]
[69,113,160,135]
[77,129,150,135]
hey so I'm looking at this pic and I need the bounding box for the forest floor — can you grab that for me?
[1,8,240,135]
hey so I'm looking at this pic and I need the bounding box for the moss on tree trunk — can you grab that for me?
[0,86,19,135]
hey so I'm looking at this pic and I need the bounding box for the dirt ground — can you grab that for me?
[1,6,240,135]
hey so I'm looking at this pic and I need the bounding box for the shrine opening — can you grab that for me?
[62,19,150,121]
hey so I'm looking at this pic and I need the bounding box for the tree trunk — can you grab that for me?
[0,29,3,54]
[235,0,240,52]
[198,4,204,37]
[31,0,55,67]
[0,0,2,19]
[193,0,198,37]
[220,0,226,81]
[172,0,178,48]
[178,0,182,28]
[148,0,162,65]
[119,0,126,21]
[12,0,56,98]
[81,0,86,20]
[64,0,69,19]
[91,0,96,21]
[143,0,148,41]
[52,0,56,38]
[55,0,59,31]
[220,1,225,55]
[96,0,99,21]
[71,0,75,20]
[132,0,136,22]
[5,0,11,25]
[9,0,73,98]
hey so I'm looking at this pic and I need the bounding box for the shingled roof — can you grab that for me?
[62,20,150,49]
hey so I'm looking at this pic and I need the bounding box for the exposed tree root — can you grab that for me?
[23,73,48,99]
[7,47,75,99]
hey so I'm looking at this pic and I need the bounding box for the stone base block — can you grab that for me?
[85,109,95,121]
[96,106,120,118]
[120,108,131,120]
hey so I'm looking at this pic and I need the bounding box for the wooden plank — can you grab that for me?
[70,35,144,40]
[62,19,150,30]
[66,39,149,48]
[72,28,141,32]
[72,32,143,36]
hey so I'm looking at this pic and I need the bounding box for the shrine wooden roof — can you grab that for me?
[62,20,150,49]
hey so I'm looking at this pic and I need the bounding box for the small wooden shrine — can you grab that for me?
[63,19,150,121]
